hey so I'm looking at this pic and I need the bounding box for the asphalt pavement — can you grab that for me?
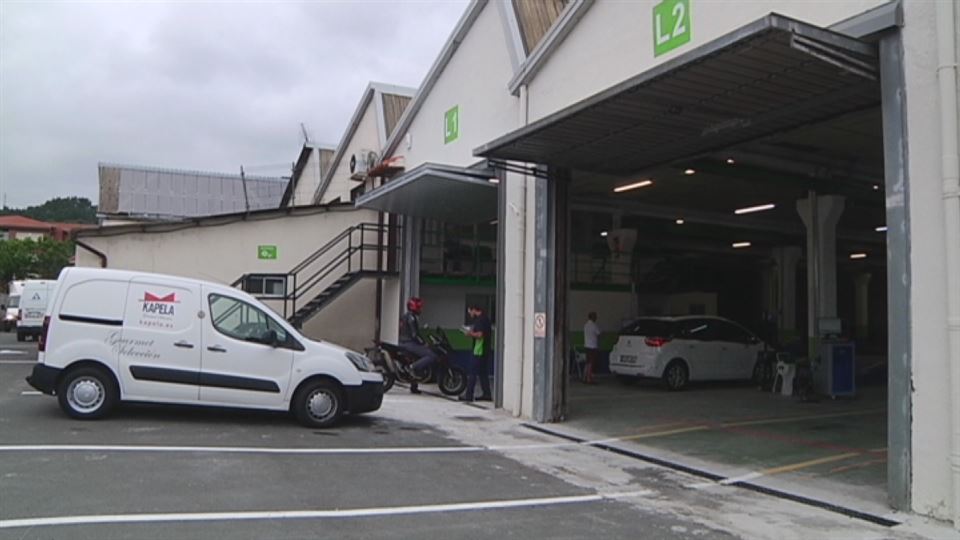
[0,332,951,539]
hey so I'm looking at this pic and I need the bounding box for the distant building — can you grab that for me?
[0,215,90,241]
[97,163,287,223]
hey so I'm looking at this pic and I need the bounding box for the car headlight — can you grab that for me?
[346,352,375,372]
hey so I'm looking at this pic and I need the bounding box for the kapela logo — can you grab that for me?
[142,292,178,315]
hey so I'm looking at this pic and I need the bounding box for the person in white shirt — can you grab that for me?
[583,312,601,384]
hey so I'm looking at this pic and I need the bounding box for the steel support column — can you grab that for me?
[880,29,912,511]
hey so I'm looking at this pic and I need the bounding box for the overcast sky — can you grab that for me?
[0,0,469,208]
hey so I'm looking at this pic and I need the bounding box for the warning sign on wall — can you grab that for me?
[534,312,547,338]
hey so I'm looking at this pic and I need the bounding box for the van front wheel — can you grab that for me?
[57,366,118,419]
[293,380,344,428]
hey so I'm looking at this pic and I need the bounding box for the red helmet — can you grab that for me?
[407,297,424,314]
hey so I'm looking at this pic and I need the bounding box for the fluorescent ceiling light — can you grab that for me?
[600,231,608,237]
[850,253,868,259]
[613,179,653,193]
[489,220,498,225]
[873,184,880,191]
[488,178,500,184]
[675,219,685,225]
[875,226,887,232]
[683,168,696,175]
[725,158,735,165]
[732,242,751,249]
[734,203,776,215]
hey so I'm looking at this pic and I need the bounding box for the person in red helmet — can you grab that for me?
[399,297,436,394]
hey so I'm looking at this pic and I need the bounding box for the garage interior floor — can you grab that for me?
[561,375,888,516]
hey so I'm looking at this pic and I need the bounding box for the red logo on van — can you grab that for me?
[144,292,176,303]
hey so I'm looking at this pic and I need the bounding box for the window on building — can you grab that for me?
[243,275,286,298]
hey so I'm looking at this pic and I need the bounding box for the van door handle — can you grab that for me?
[207,345,227,353]
[174,341,194,349]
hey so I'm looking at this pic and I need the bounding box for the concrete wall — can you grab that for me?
[291,148,323,207]
[398,1,520,170]
[321,101,381,204]
[74,207,383,351]
[900,0,957,521]
[526,0,889,122]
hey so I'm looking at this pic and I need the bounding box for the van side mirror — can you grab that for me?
[262,329,280,347]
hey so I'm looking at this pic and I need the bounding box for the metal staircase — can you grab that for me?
[233,223,399,328]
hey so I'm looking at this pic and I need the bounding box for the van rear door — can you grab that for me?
[120,278,203,402]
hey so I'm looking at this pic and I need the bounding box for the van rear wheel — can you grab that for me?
[293,380,344,428]
[57,366,118,419]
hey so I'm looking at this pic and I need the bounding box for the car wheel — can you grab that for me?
[293,379,344,428]
[57,366,118,419]
[662,360,689,391]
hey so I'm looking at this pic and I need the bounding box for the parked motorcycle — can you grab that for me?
[368,330,467,396]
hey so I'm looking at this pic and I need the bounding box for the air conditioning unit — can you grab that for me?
[349,149,379,180]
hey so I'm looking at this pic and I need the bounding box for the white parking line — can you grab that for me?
[0,490,653,529]
[20,391,42,396]
[0,350,27,356]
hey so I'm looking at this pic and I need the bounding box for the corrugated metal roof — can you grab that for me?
[475,14,880,176]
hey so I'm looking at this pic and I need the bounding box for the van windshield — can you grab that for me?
[7,296,19,308]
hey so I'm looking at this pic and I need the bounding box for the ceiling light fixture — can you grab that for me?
[734,203,776,215]
[850,252,868,260]
[675,219,685,225]
[613,179,653,193]
[732,241,751,249]
[600,231,609,237]
[873,184,880,191]
[489,220,498,225]
[683,168,696,175]
[726,158,735,165]
[875,226,888,232]
[488,178,500,184]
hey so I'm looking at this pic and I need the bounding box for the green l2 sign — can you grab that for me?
[258,245,278,260]
[653,0,691,57]
[444,105,459,144]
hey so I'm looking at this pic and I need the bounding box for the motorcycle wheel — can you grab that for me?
[438,366,467,396]
[411,366,433,384]
[381,371,396,393]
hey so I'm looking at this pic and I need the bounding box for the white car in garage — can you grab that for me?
[609,316,765,390]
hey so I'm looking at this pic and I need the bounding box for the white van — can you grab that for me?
[3,280,26,332]
[16,280,57,342]
[27,267,383,428]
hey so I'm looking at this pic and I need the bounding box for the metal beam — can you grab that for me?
[571,198,883,245]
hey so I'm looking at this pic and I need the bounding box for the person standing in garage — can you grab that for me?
[583,312,601,384]
[461,304,493,402]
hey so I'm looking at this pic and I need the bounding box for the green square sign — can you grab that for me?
[444,105,459,144]
[258,245,277,260]
[653,0,691,57]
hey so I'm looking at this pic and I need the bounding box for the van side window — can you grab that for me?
[208,294,288,344]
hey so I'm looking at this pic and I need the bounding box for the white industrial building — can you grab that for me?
[76,0,960,526]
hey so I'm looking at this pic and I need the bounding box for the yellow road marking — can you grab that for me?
[757,452,861,476]
[721,408,885,428]
[618,425,709,440]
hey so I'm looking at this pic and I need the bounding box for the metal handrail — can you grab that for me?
[232,222,400,322]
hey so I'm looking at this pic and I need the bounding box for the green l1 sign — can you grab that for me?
[258,245,278,260]
[444,105,459,144]
[653,0,691,57]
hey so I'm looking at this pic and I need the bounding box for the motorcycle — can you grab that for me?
[368,329,468,396]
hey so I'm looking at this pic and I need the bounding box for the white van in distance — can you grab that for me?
[16,279,57,342]
[27,267,383,427]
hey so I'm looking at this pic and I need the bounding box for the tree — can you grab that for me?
[1,197,98,224]
[0,239,73,288]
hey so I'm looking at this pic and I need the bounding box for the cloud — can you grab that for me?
[0,0,468,207]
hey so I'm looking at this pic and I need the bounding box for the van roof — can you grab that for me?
[61,267,227,291]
